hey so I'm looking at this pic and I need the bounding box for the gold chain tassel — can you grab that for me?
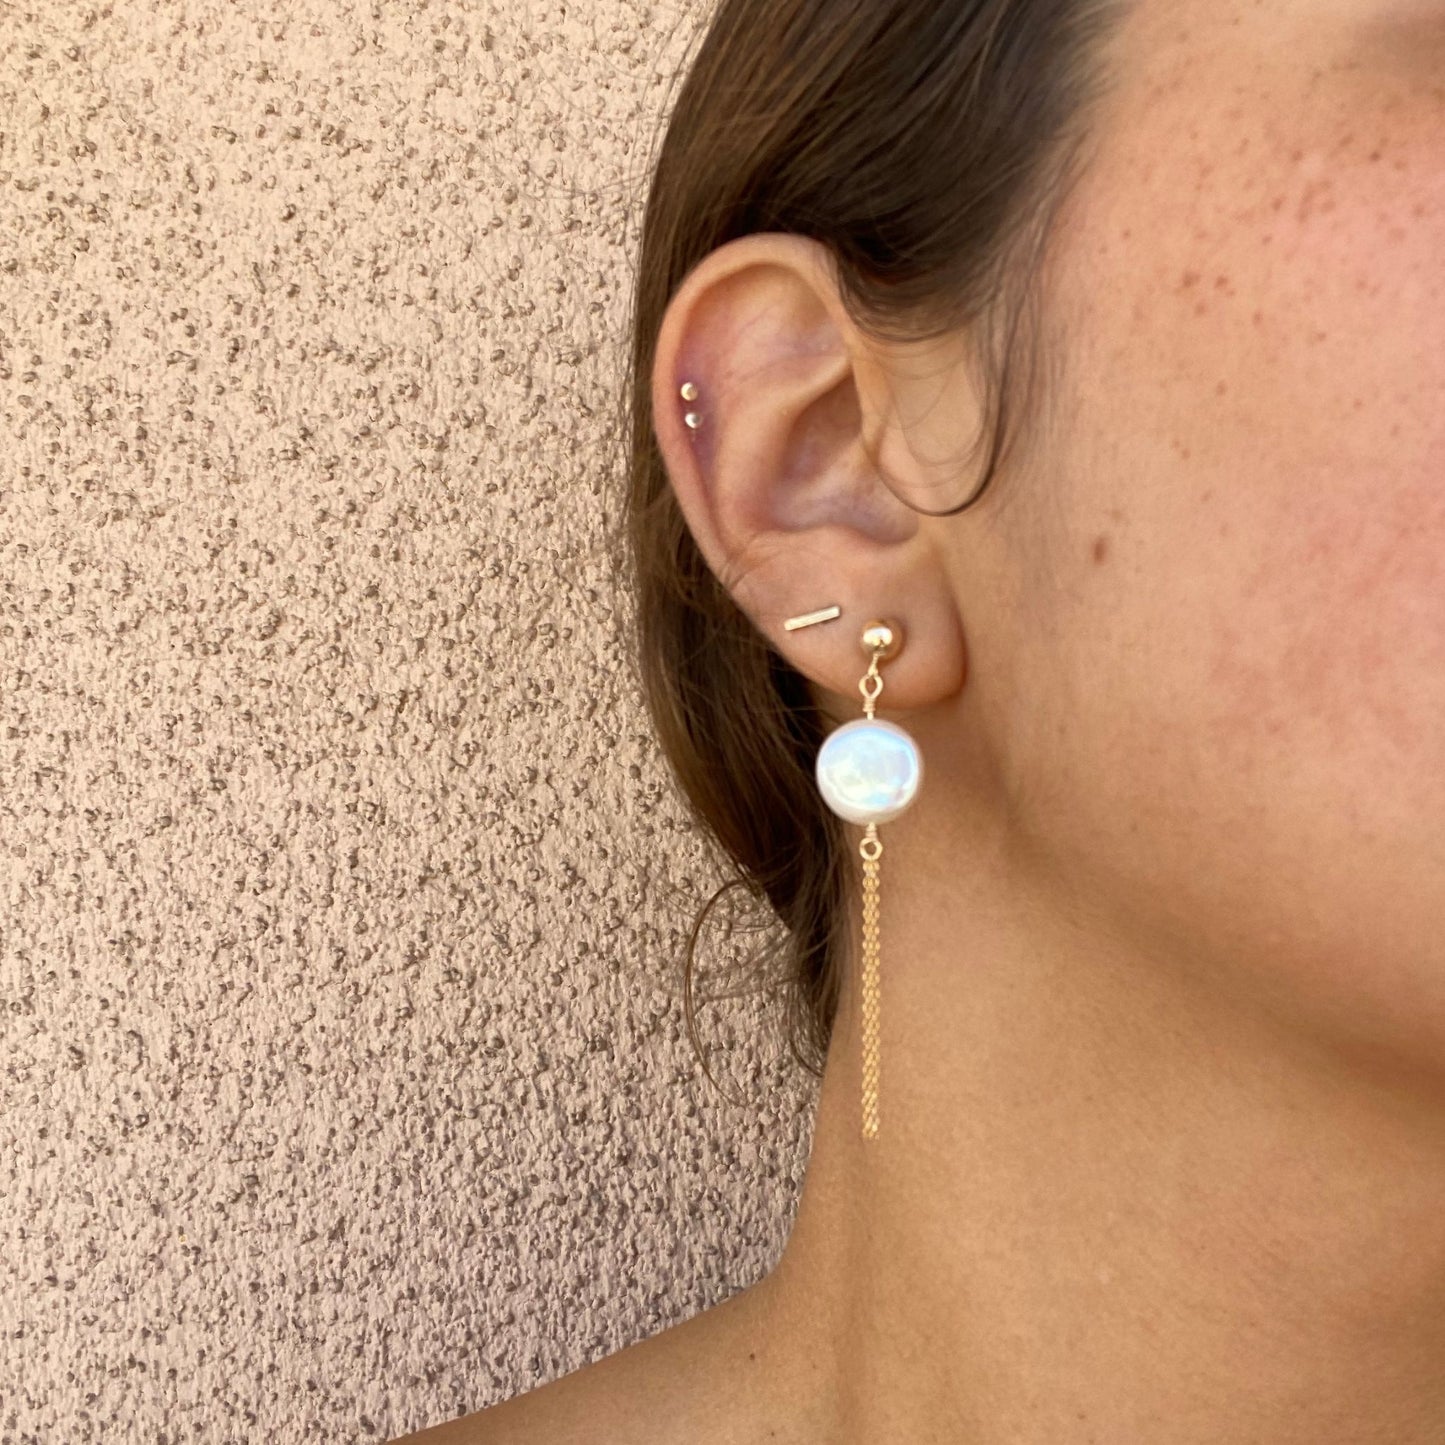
[860,823,882,1139]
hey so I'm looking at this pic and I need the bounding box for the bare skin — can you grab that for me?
[395,0,1445,1439]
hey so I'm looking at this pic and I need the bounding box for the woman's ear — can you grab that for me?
[650,232,970,717]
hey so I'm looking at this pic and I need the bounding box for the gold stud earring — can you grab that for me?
[680,380,701,430]
[782,604,924,1140]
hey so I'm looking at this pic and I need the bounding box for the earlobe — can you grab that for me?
[648,233,969,717]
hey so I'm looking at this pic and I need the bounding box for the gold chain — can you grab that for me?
[860,824,882,1139]
[858,644,885,1140]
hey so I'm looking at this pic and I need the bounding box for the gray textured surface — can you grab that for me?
[0,3,816,1439]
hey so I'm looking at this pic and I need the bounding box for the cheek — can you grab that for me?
[1200,472,1445,819]
[1053,78,1445,773]
[1012,85,1445,1074]
[1158,134,1445,785]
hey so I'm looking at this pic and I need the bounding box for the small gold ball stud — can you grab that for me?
[680,381,698,401]
[861,620,900,659]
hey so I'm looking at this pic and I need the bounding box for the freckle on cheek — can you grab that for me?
[1092,536,1110,565]
[1297,180,1334,223]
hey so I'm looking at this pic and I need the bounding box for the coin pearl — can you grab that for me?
[815,718,923,826]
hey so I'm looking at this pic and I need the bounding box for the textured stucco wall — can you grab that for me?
[0,4,817,1440]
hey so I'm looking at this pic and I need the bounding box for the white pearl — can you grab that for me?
[816,718,923,826]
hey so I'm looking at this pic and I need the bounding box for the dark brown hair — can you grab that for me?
[612,0,1127,1091]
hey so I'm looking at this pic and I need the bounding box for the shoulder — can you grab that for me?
[385,1350,635,1444]
[387,1282,774,1445]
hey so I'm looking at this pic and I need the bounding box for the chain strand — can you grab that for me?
[859,646,885,1140]
[860,824,882,1139]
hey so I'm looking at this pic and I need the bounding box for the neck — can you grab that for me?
[746,807,1445,1443]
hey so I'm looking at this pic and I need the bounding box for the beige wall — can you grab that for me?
[0,3,817,1439]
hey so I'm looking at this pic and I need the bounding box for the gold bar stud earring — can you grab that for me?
[783,605,842,630]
